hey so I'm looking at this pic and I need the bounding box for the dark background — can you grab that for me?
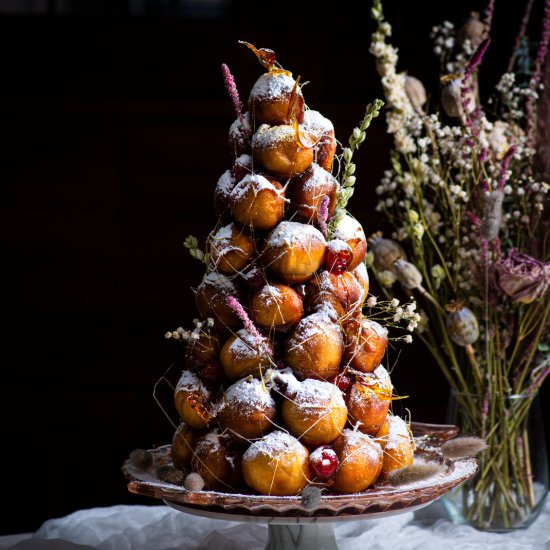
[3,0,549,535]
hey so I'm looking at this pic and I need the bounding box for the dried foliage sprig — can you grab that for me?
[330,99,384,233]
[183,235,207,264]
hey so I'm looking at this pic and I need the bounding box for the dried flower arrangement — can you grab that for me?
[367,0,550,530]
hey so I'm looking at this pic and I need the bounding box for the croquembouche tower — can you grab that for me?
[167,43,414,496]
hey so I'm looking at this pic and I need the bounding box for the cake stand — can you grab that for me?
[123,422,478,550]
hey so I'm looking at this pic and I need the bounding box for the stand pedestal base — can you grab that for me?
[266,523,337,550]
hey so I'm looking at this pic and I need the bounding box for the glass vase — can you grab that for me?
[443,391,548,532]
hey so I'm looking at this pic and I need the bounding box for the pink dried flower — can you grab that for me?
[482,0,495,35]
[226,295,271,354]
[494,249,550,304]
[466,211,481,227]
[464,38,491,81]
[318,195,329,237]
[527,0,550,146]
[221,63,244,125]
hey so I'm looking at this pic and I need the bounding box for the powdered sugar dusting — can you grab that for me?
[256,284,283,306]
[339,429,383,463]
[290,311,340,345]
[229,112,251,141]
[215,170,236,200]
[224,377,275,409]
[235,154,252,169]
[302,109,334,134]
[374,365,392,389]
[332,214,365,241]
[312,301,339,322]
[269,367,301,396]
[228,328,270,361]
[201,272,238,294]
[175,370,206,394]
[384,415,412,451]
[243,430,304,462]
[266,221,325,248]
[361,318,389,340]
[327,239,350,254]
[250,72,297,101]
[231,173,281,202]
[252,124,295,149]
[212,223,234,241]
[301,163,336,192]
[292,378,345,410]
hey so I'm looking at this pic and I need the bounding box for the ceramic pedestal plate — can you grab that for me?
[123,422,477,550]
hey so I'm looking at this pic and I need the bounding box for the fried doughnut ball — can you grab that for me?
[352,262,370,301]
[191,430,241,490]
[195,272,243,333]
[213,170,236,217]
[252,124,314,179]
[342,316,388,372]
[209,223,255,275]
[331,214,367,271]
[379,415,415,476]
[218,377,276,439]
[250,283,303,332]
[302,109,337,172]
[232,153,253,182]
[185,328,221,370]
[305,270,364,318]
[248,72,304,126]
[228,111,252,156]
[220,328,273,380]
[284,311,343,380]
[242,430,310,495]
[287,163,339,224]
[282,379,347,446]
[230,173,285,231]
[174,370,214,429]
[171,422,199,470]
[332,429,383,493]
[263,221,326,283]
[346,366,393,435]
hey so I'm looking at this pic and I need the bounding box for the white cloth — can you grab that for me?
[3,496,549,550]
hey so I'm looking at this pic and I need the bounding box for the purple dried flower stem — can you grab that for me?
[465,38,492,81]
[528,365,550,396]
[497,145,517,189]
[226,295,271,355]
[483,0,495,35]
[527,0,550,146]
[318,195,329,237]
[221,63,245,126]
[467,211,481,227]
[507,0,535,73]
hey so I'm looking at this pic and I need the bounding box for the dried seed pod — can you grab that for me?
[405,75,427,113]
[440,74,475,119]
[445,303,479,346]
[368,232,406,272]
[480,189,504,241]
[458,12,486,50]
[393,259,423,290]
